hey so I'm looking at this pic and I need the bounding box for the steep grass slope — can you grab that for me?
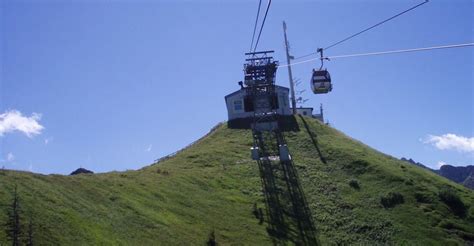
[0,116,473,245]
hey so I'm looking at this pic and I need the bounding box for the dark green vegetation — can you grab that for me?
[439,188,468,218]
[1,116,473,244]
[380,192,405,208]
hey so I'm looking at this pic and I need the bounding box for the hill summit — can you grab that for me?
[0,116,473,244]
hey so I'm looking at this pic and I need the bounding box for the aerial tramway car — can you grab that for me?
[311,69,332,94]
[311,48,333,94]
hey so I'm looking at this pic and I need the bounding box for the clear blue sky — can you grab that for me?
[1,0,472,174]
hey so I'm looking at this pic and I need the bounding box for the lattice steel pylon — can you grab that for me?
[243,50,279,133]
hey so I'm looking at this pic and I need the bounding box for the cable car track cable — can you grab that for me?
[253,0,272,52]
[278,43,474,68]
[250,0,263,52]
[294,0,430,60]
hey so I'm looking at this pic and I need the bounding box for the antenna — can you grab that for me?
[294,79,302,87]
[296,89,306,95]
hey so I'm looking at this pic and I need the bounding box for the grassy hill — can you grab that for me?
[1,116,473,245]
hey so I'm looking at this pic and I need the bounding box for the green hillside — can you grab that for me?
[1,116,473,245]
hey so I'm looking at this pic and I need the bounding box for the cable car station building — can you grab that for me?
[225,83,293,129]
[225,85,291,120]
[225,84,324,128]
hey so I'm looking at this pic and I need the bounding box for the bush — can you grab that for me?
[380,192,404,208]
[439,188,467,217]
[348,179,360,189]
[252,203,264,224]
[438,220,466,231]
[345,160,370,174]
[414,192,432,203]
[207,230,216,246]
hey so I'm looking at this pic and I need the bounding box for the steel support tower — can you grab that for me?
[244,50,279,132]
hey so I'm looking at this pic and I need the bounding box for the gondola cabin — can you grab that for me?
[311,69,332,94]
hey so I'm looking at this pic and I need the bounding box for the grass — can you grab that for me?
[0,116,473,245]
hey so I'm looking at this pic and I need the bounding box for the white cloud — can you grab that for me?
[0,110,44,137]
[145,144,152,152]
[6,152,15,162]
[423,133,474,153]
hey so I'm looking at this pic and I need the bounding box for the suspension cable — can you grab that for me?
[278,43,474,68]
[250,0,263,52]
[253,0,272,52]
[294,0,430,60]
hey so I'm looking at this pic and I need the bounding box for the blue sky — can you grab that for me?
[1,0,472,174]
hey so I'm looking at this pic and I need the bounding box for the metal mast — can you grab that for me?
[283,21,297,114]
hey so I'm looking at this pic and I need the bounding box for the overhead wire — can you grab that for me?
[250,0,263,52]
[277,43,474,68]
[253,0,272,52]
[294,0,430,60]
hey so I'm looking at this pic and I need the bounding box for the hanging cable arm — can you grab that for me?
[317,48,324,69]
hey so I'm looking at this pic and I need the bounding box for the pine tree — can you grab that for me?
[26,216,34,246]
[5,185,21,246]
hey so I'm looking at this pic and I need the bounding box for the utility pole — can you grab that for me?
[283,21,297,114]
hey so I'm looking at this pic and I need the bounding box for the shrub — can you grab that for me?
[258,208,264,224]
[252,203,259,218]
[438,220,466,231]
[156,169,170,176]
[438,188,467,217]
[380,192,404,208]
[348,179,360,189]
[438,221,474,240]
[109,196,119,202]
[207,230,216,246]
[344,160,370,174]
[404,179,414,186]
[414,192,432,203]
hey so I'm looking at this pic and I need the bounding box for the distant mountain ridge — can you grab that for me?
[439,165,474,189]
[463,173,474,189]
[400,157,432,170]
[401,157,474,189]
